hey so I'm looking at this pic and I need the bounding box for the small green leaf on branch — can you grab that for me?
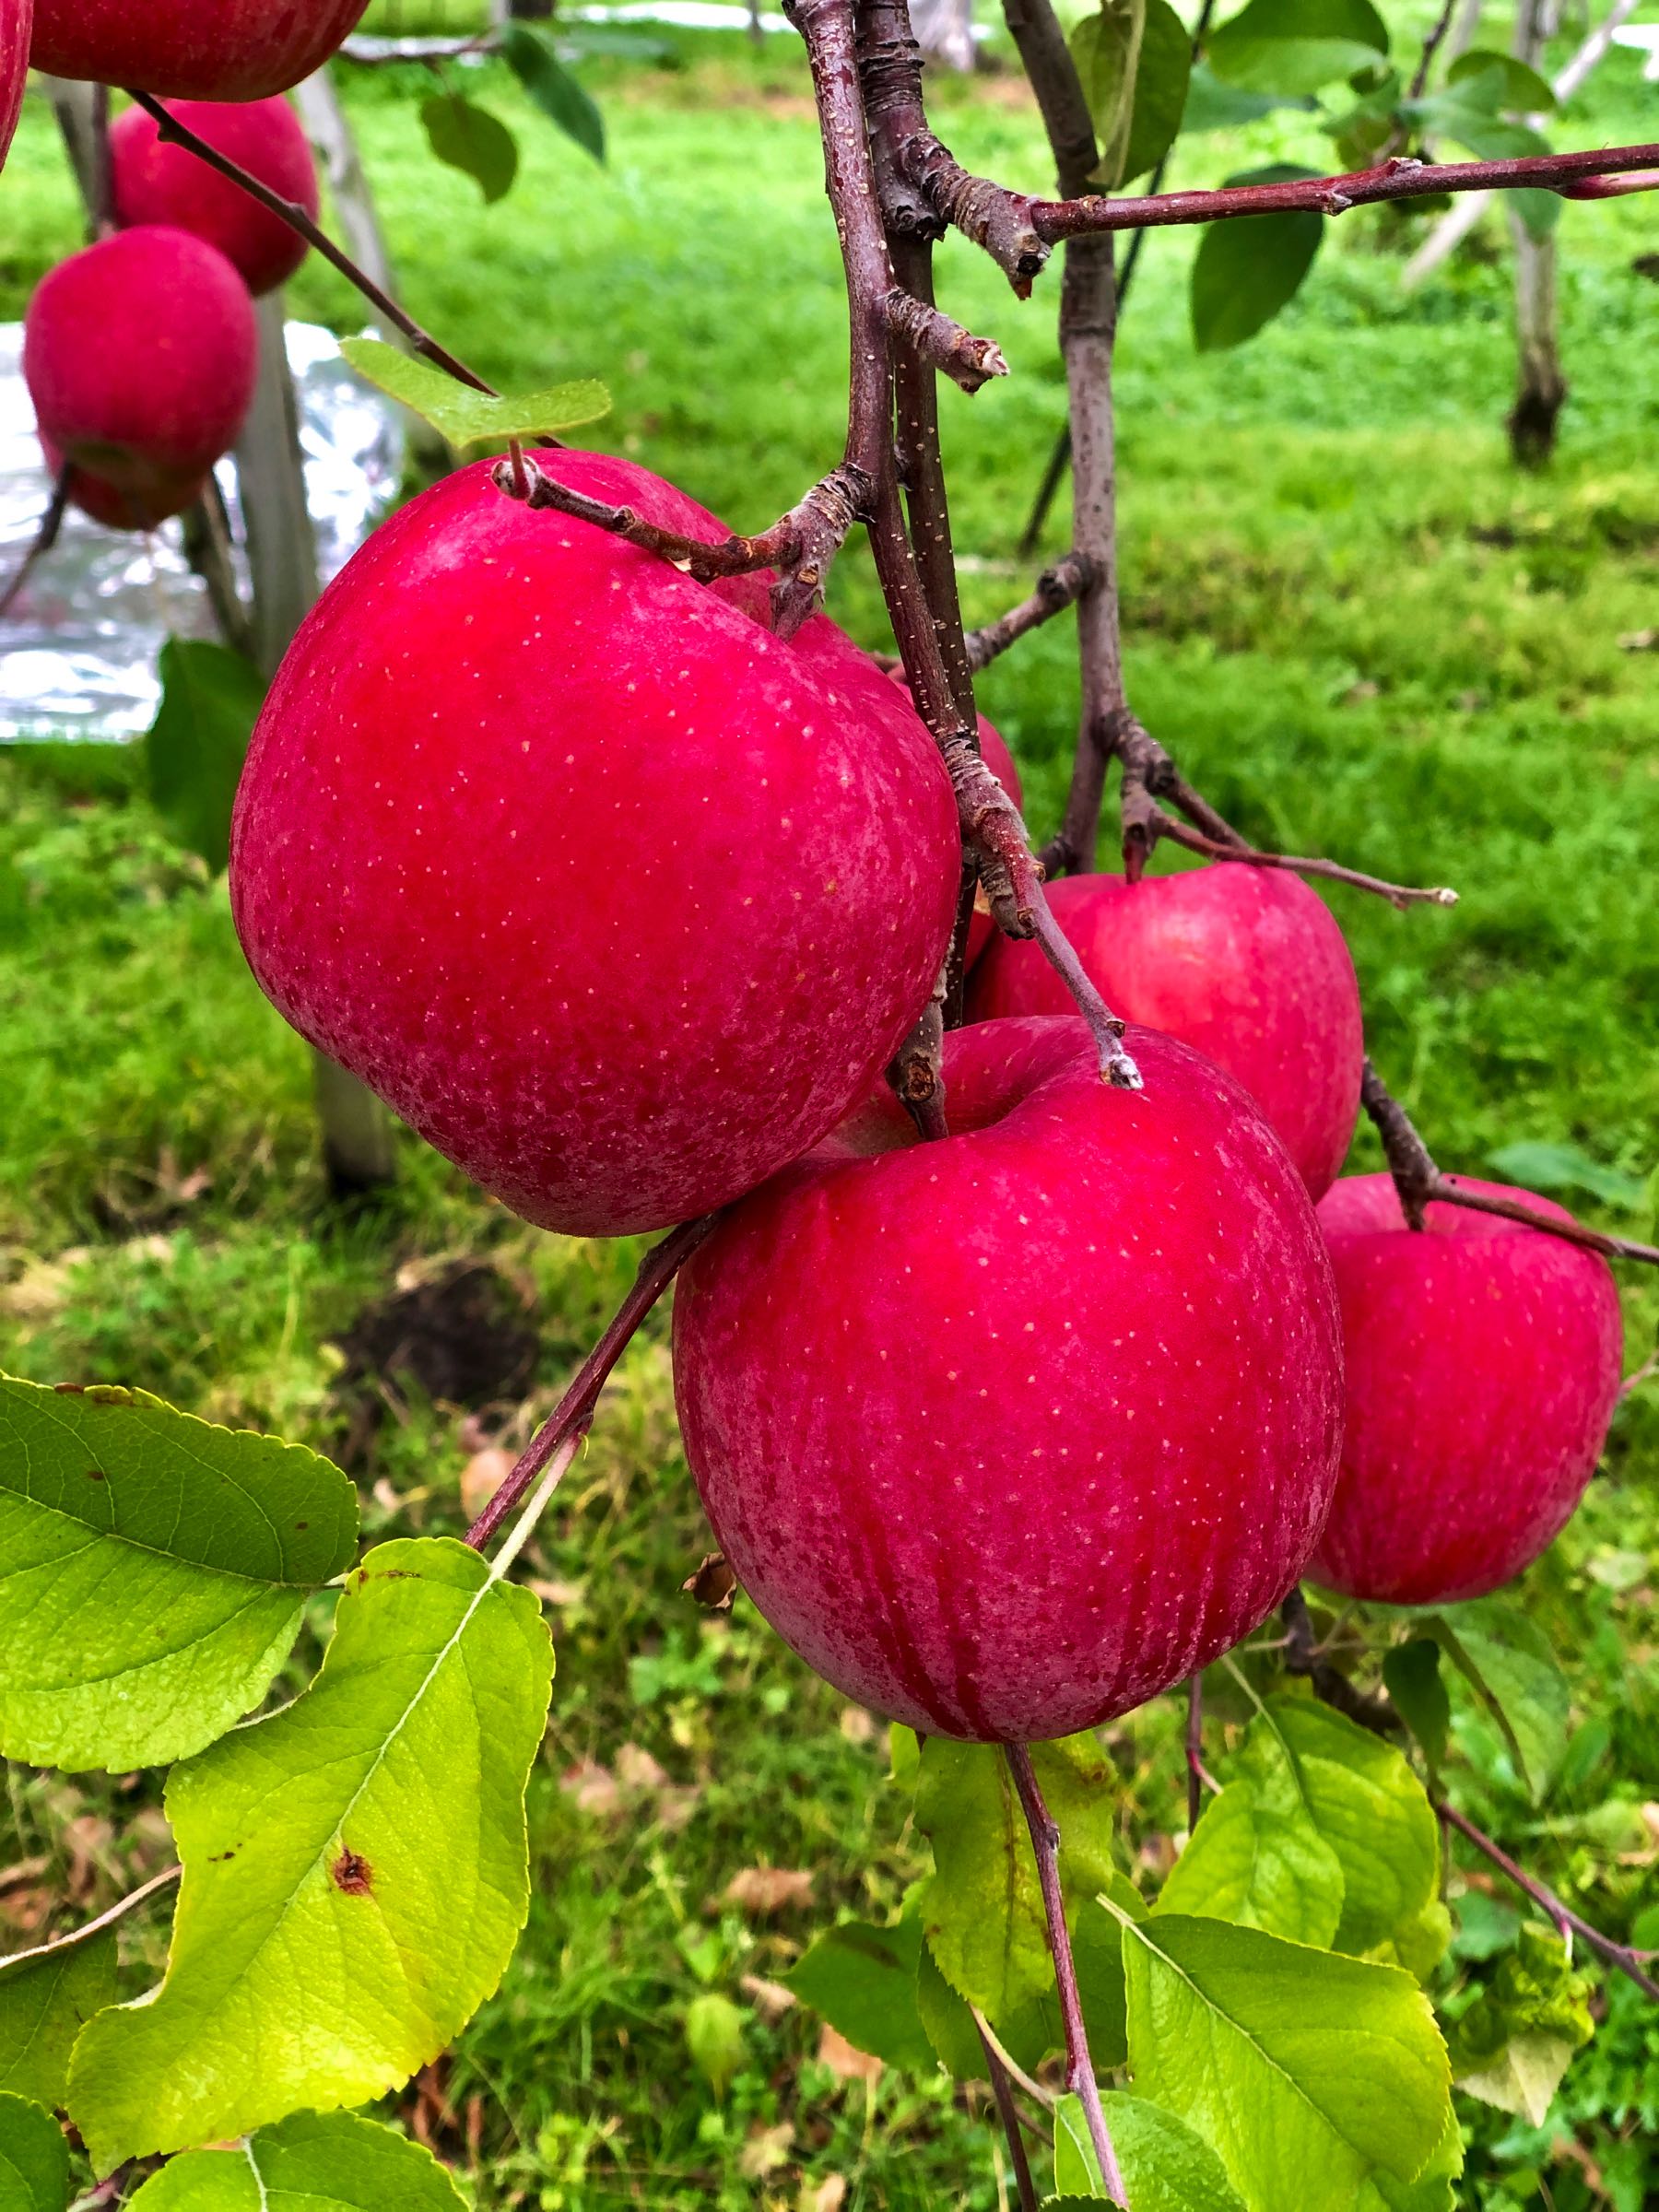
[1206,0,1389,99]
[1445,1924,1594,2126]
[145,640,265,878]
[1423,1598,1570,1801]
[0,1924,117,2109]
[1116,1910,1453,2212]
[67,1537,554,2171]
[123,2110,469,2208]
[1068,0,1147,189]
[0,2093,70,2212]
[0,1374,358,1772]
[1485,1140,1645,1211]
[784,1920,934,2071]
[1191,168,1324,352]
[1122,0,1193,182]
[419,93,520,205]
[1055,2092,1248,2210]
[338,338,610,449]
[1446,49,1557,114]
[1383,1640,1451,1779]
[500,20,606,164]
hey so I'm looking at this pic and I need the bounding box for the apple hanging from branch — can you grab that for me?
[110,97,319,297]
[28,0,372,100]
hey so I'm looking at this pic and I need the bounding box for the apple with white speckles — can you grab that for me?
[1312,1173,1623,1605]
[229,450,962,1237]
[967,863,1363,1198]
[672,1016,1344,1742]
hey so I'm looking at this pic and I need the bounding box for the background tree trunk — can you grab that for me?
[234,296,400,1198]
[1508,0,1568,465]
[909,0,976,72]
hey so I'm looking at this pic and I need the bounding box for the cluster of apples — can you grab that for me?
[228,445,1625,1743]
[7,1,359,527]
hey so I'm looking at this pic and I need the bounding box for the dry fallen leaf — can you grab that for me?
[724,1866,815,1916]
[816,2024,881,2085]
[739,1973,798,2022]
[559,1759,622,1818]
[838,1707,877,1746]
[683,1551,737,1611]
[802,2177,848,2212]
[615,1743,670,1792]
[738,2121,794,2180]
[460,1447,515,1521]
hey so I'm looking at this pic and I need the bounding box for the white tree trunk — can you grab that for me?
[1506,0,1568,463]
[909,0,976,73]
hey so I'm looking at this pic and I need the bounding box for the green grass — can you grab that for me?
[3,24,1659,2210]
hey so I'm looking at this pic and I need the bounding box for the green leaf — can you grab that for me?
[338,338,609,453]
[1117,1911,1453,2212]
[1355,2109,1464,2212]
[1158,1753,1346,1947]
[685,1994,745,2097]
[1425,1599,1570,1801]
[1445,1924,1594,2126]
[124,2111,468,2209]
[1068,0,1147,189]
[144,639,265,878]
[916,1735,1120,2019]
[1383,1641,1451,1779]
[889,1723,921,1792]
[0,1375,358,1773]
[914,1933,985,2079]
[1122,0,1192,182]
[0,1925,118,2109]
[1503,187,1562,241]
[1053,2094,1106,2196]
[419,93,519,205]
[1446,49,1556,113]
[785,1920,934,2071]
[0,2096,68,2212]
[1181,60,1313,131]
[500,19,606,163]
[1206,0,1389,98]
[1073,1877,1146,2071]
[1191,168,1324,353]
[67,1537,553,2172]
[1100,2094,1248,2211]
[1485,1140,1646,1211]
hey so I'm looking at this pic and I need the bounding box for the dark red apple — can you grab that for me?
[1,0,30,175]
[967,863,1362,1198]
[111,97,318,297]
[673,1017,1344,1742]
[24,229,257,519]
[1311,1174,1623,1606]
[41,439,207,530]
[230,452,961,1239]
[29,0,371,100]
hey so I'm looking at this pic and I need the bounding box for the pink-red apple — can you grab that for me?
[25,229,257,519]
[967,863,1362,1198]
[1,0,29,175]
[1312,1173,1623,1605]
[111,97,318,297]
[41,441,207,531]
[230,452,961,1239]
[29,0,371,100]
[673,1017,1344,1742]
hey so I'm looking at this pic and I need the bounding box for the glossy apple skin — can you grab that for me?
[1,0,30,175]
[24,229,257,514]
[111,98,318,296]
[29,0,371,99]
[967,863,1362,1199]
[230,451,961,1239]
[673,1017,1344,1742]
[1312,1174,1623,1606]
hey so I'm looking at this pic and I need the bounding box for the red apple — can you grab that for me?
[1,0,30,175]
[111,97,318,298]
[230,452,961,1239]
[673,1017,1344,1742]
[967,863,1362,1198]
[29,0,371,100]
[41,439,207,530]
[24,229,257,519]
[1311,1173,1623,1606]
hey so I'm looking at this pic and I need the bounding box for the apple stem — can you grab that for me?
[0,466,71,620]
[121,88,497,398]
[1150,815,1458,912]
[1361,1060,1659,1265]
[960,552,1098,674]
[1004,1743,1129,2206]
[1280,1587,1401,1737]
[463,1213,718,1553]
[976,2022,1042,2212]
[1438,1801,1659,2002]
[888,966,950,1139]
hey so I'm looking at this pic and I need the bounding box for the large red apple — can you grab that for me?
[673,1017,1344,1742]
[1311,1174,1623,1606]
[29,0,371,100]
[1,0,29,175]
[967,863,1362,1198]
[24,229,257,518]
[230,452,961,1239]
[111,98,318,297]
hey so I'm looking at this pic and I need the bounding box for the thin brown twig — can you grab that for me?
[1281,1587,1401,1736]
[1005,1744,1126,2204]
[962,551,1097,672]
[465,1215,717,1551]
[1408,0,1461,100]
[977,2020,1041,2212]
[1439,1801,1659,2002]
[1360,1060,1659,1265]
[1151,810,1459,910]
[122,89,496,395]
[0,469,72,620]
